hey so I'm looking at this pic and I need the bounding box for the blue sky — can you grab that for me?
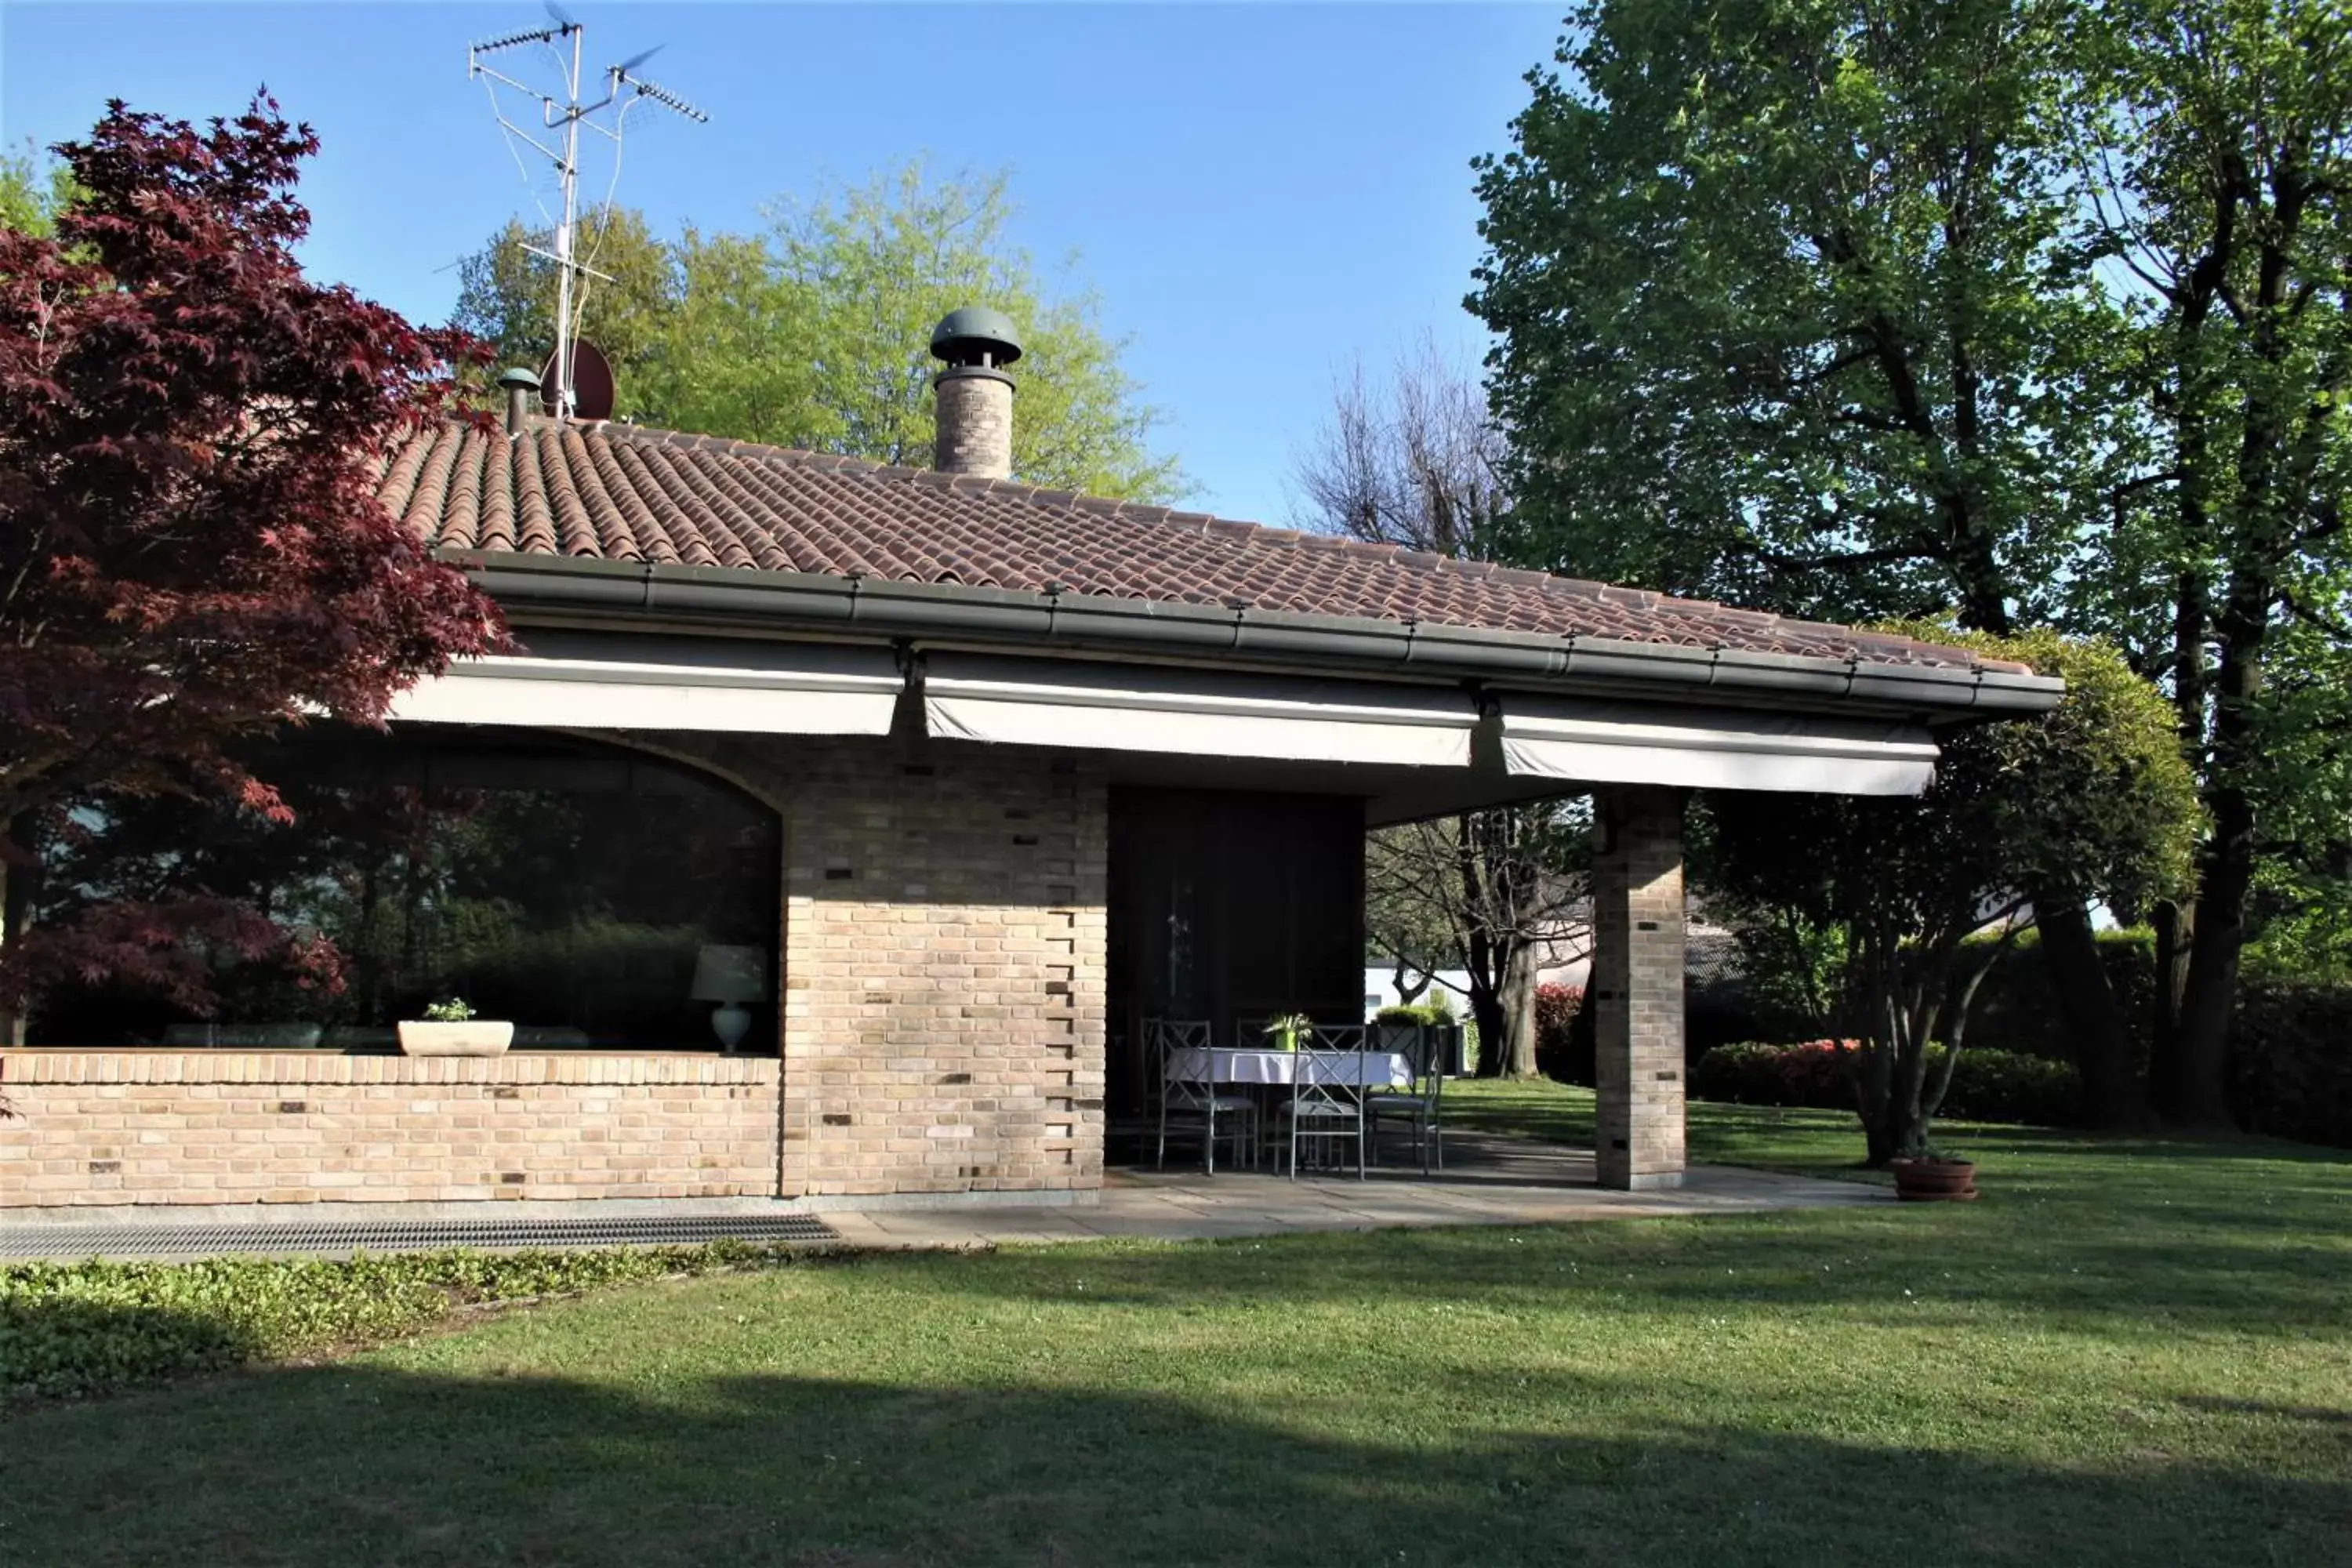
[0,2,1567,522]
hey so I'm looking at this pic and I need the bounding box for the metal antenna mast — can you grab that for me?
[467,2,708,420]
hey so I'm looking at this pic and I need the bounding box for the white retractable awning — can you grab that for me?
[1497,696,1939,796]
[390,641,903,735]
[924,655,1479,767]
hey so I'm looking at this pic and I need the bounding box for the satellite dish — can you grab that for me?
[539,339,615,422]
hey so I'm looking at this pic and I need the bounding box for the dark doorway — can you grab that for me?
[1106,787,1367,1120]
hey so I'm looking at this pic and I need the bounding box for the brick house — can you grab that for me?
[0,313,2059,1211]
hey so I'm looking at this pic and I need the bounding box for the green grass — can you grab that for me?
[4,1085,2348,1566]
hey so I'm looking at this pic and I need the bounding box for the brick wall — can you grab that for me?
[1591,785,1688,1190]
[617,734,1109,1199]
[0,1052,779,1207]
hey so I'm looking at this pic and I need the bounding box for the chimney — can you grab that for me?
[498,367,543,439]
[929,307,1022,480]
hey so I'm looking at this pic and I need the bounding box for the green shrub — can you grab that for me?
[1691,1040,2082,1127]
[0,1241,809,1402]
[1959,927,2158,1064]
[1534,983,1586,1083]
[1937,1048,2082,1127]
[2230,975,2352,1149]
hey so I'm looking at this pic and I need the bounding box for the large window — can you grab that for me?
[29,728,781,1052]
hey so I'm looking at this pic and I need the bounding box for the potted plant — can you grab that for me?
[1889,1145,1978,1202]
[1263,1012,1312,1053]
[397,997,514,1058]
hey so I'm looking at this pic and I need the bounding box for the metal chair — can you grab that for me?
[1150,1018,1257,1174]
[1280,1038,1369,1179]
[1367,1022,1447,1174]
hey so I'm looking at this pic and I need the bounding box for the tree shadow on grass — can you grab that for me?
[5,1362,2347,1568]
[0,1293,269,1401]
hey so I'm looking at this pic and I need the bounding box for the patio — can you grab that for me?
[822,1131,1879,1249]
[0,1129,1877,1261]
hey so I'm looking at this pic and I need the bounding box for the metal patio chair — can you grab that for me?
[1367,1022,1447,1174]
[1279,1037,1370,1179]
[1150,1018,1257,1174]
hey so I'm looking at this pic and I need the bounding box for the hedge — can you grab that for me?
[0,1241,811,1403]
[1534,983,1584,1083]
[1959,928,2158,1063]
[2232,978,2352,1148]
[1690,1040,2083,1128]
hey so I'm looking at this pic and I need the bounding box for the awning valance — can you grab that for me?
[390,639,902,735]
[1497,696,1938,796]
[924,655,1479,768]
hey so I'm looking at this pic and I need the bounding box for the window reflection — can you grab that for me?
[30,728,781,1052]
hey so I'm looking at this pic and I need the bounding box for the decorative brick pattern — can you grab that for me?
[0,1052,779,1207]
[611,733,1109,1200]
[1591,786,1688,1191]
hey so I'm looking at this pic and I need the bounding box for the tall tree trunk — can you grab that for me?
[1494,935,1540,1078]
[2150,898,2194,1113]
[1466,973,1508,1080]
[0,825,32,1048]
[2171,784,2252,1127]
[2033,893,2150,1128]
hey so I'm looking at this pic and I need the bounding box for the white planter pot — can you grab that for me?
[397,1020,515,1057]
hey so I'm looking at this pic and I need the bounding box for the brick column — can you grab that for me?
[1591,786,1686,1190]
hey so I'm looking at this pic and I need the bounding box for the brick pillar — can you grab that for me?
[1592,785,1686,1190]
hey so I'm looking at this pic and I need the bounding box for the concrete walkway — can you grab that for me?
[0,1134,1881,1261]
[823,1132,1879,1250]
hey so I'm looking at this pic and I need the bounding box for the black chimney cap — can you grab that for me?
[497,366,543,390]
[930,307,1023,368]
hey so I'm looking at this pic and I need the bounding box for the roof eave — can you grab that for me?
[445,550,2065,720]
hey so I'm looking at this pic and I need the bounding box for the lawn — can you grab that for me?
[4,1084,2347,1567]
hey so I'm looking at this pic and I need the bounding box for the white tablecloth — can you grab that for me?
[1166,1047,1413,1088]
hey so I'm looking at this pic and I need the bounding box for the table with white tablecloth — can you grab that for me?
[1164,1047,1413,1089]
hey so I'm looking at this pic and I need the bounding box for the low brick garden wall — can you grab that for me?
[0,1051,782,1207]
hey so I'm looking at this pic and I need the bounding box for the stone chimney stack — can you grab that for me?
[929,307,1022,480]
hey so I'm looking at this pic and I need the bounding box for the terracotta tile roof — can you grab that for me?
[376,418,2018,673]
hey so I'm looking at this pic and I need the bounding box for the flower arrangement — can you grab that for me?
[1263,1012,1313,1052]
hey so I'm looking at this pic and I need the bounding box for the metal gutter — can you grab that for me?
[448,551,2064,721]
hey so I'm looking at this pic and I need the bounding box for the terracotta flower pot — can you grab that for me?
[1891,1157,1979,1202]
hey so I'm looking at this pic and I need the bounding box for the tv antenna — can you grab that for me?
[466,1,707,420]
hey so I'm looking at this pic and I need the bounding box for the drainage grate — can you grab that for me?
[0,1211,840,1263]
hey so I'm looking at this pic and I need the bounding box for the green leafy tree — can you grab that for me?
[1471,0,2352,1125]
[1471,0,2114,631]
[1707,629,2200,1162]
[2063,0,2352,1123]
[450,208,679,399]
[0,143,74,237]
[447,163,1181,502]
[1468,0,2164,1121]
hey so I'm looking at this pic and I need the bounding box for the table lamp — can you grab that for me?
[689,944,767,1053]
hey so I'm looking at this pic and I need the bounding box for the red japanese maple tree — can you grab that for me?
[0,100,504,1030]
